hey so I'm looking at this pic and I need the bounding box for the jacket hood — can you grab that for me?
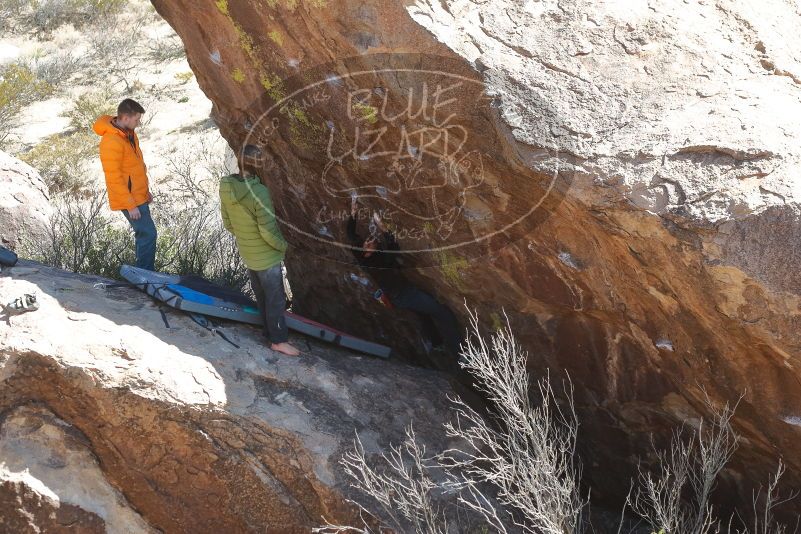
[221,174,259,204]
[93,115,125,137]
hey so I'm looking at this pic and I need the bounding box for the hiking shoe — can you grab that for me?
[2,294,39,315]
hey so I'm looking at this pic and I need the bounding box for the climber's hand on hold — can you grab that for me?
[372,211,384,231]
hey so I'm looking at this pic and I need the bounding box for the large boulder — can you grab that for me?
[0,262,453,532]
[0,150,52,251]
[149,0,801,514]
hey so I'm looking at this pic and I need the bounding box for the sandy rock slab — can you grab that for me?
[0,261,454,532]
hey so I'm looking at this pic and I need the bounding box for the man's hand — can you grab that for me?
[128,207,141,220]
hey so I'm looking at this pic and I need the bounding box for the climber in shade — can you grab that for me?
[346,196,463,364]
[220,145,300,357]
[94,99,156,271]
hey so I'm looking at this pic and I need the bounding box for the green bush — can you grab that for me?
[0,62,53,146]
[155,199,249,291]
[0,0,30,32]
[147,34,186,64]
[84,223,136,279]
[87,16,143,91]
[65,88,117,132]
[0,51,84,148]
[8,0,127,34]
[160,137,230,201]
[20,130,96,194]
[22,190,135,278]
[25,49,84,89]
[24,190,248,291]
[174,71,194,84]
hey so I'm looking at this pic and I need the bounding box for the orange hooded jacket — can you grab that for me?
[93,115,150,211]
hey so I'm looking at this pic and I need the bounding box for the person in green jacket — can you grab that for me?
[220,145,300,357]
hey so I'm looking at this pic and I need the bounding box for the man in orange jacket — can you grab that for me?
[93,99,156,271]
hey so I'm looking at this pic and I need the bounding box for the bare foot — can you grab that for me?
[271,342,300,356]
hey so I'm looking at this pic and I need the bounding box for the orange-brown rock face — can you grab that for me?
[150,0,801,515]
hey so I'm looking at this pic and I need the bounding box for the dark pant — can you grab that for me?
[391,286,463,357]
[122,203,157,271]
[249,264,289,344]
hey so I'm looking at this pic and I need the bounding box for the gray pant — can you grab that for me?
[248,264,289,344]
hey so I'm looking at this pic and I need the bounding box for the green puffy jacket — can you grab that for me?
[219,174,287,270]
